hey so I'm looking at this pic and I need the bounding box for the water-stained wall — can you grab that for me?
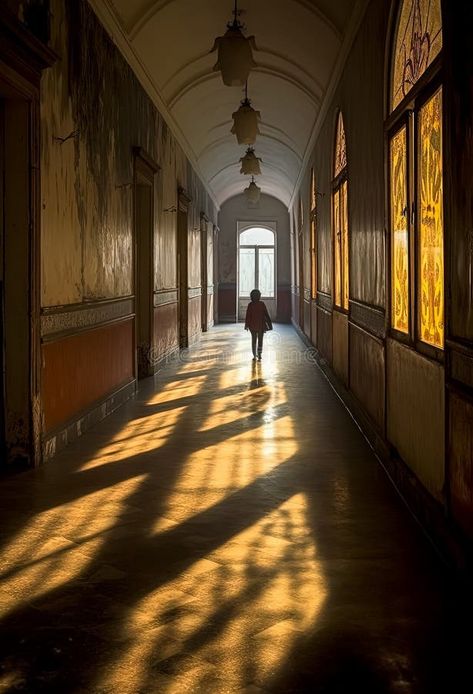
[40,0,216,453]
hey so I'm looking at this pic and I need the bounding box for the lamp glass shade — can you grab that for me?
[231,102,261,145]
[244,180,261,204]
[240,149,262,175]
[212,27,256,86]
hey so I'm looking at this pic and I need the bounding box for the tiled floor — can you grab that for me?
[0,325,469,693]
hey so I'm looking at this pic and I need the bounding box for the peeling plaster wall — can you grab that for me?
[41,0,216,307]
[40,0,216,441]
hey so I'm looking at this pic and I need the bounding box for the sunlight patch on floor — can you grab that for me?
[0,476,146,617]
[95,492,327,693]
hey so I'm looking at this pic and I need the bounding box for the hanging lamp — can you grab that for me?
[210,0,256,87]
[231,82,261,145]
[240,147,262,175]
[244,176,261,204]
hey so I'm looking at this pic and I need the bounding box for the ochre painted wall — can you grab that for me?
[42,320,134,432]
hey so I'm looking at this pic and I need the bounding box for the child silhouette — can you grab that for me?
[244,289,273,360]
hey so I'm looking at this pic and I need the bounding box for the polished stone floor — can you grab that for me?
[0,325,469,693]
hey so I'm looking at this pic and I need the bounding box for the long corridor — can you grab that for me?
[0,326,469,693]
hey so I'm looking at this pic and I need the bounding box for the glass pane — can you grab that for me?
[341,180,349,310]
[240,227,274,246]
[334,112,347,177]
[392,0,442,110]
[310,168,317,212]
[418,87,443,348]
[390,126,409,333]
[333,188,341,307]
[239,248,255,298]
[258,248,275,297]
[310,219,317,299]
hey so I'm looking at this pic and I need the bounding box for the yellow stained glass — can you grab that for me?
[392,0,442,110]
[390,126,409,333]
[418,87,443,348]
[333,188,341,307]
[341,180,349,310]
[334,112,347,177]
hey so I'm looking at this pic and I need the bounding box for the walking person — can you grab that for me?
[244,289,273,360]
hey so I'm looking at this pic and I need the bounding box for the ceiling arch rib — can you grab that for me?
[126,0,342,43]
[167,66,321,112]
[101,0,363,207]
[197,133,302,170]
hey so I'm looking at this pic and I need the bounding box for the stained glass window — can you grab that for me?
[388,0,443,351]
[334,112,347,178]
[418,88,443,348]
[392,0,442,110]
[390,125,409,333]
[310,169,317,299]
[341,181,349,311]
[333,112,348,310]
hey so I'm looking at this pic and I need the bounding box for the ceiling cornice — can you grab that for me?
[87,0,221,211]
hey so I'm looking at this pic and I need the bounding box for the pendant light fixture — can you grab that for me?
[244,176,261,204]
[231,81,261,145]
[240,147,262,175]
[210,0,256,87]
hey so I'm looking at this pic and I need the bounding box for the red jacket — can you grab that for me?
[245,300,272,332]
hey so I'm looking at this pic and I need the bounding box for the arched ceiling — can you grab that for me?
[89,0,367,209]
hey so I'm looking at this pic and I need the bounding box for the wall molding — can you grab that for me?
[42,379,136,461]
[349,300,386,339]
[317,292,332,313]
[154,289,178,307]
[188,287,202,299]
[41,297,134,341]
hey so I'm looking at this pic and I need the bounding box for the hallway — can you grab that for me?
[0,325,469,693]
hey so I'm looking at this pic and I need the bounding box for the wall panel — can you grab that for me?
[42,319,134,432]
[349,323,385,430]
[387,339,444,500]
[449,392,473,537]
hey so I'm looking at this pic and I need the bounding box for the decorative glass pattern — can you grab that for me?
[341,181,349,310]
[392,0,442,110]
[333,189,341,307]
[334,112,347,177]
[390,126,409,333]
[418,88,443,348]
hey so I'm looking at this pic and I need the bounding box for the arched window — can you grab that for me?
[239,227,275,298]
[310,168,317,299]
[388,0,443,350]
[333,112,348,310]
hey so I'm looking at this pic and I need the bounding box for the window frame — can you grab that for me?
[386,0,444,361]
[309,168,317,300]
[332,111,349,313]
[238,226,276,299]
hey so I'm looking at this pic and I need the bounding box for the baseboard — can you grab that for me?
[292,320,473,576]
[42,379,136,461]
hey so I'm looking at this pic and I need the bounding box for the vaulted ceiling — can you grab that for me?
[90,0,366,209]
